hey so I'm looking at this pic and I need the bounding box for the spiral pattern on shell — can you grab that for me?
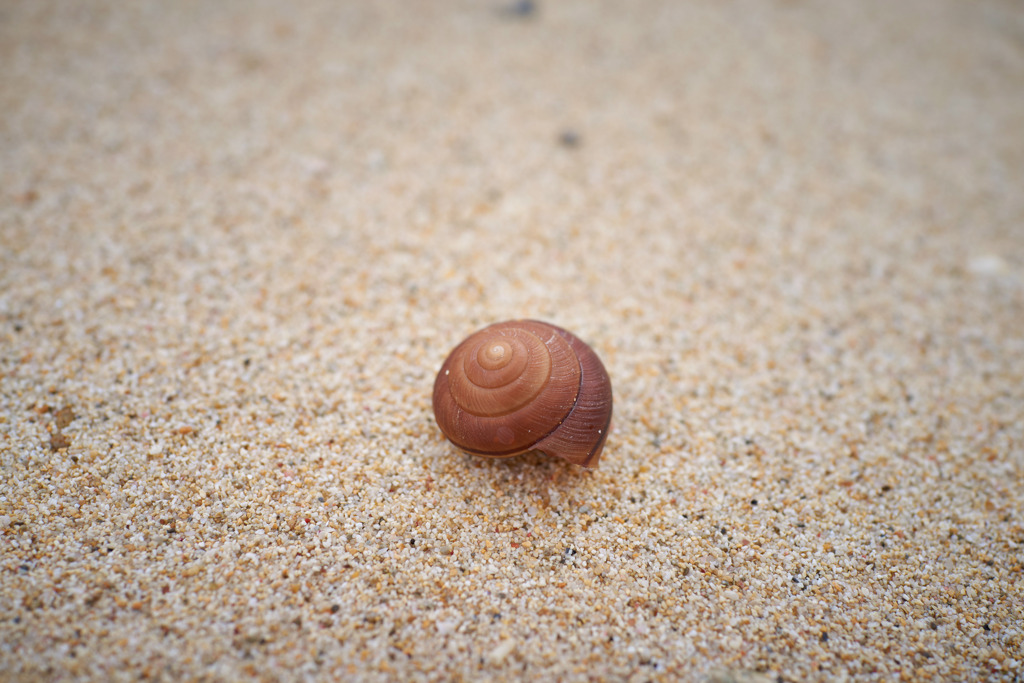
[432,320,613,468]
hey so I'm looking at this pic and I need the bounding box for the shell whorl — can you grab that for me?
[432,320,612,468]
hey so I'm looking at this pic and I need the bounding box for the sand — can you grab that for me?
[1,1,1023,680]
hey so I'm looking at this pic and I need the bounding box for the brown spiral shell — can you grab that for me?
[432,320,613,468]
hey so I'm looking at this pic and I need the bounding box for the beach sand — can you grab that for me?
[2,1,1023,680]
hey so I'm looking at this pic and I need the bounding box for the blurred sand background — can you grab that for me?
[2,0,1023,680]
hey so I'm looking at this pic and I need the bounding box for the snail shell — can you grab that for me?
[432,320,613,468]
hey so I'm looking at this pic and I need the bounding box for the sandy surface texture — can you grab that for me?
[2,1,1023,680]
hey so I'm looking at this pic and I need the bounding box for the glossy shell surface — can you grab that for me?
[432,320,612,468]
